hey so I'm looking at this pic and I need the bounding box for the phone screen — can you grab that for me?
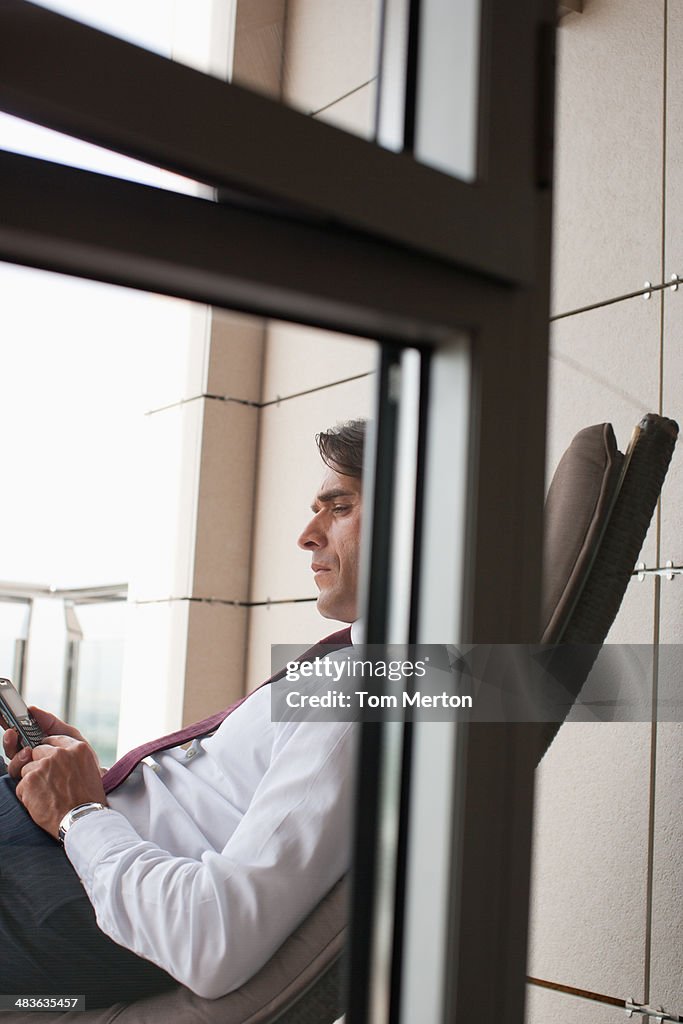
[0,679,30,719]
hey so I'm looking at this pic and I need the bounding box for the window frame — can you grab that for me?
[0,0,550,284]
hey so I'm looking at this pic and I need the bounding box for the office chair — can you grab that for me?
[9,414,677,1024]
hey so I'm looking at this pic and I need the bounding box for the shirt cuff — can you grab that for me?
[64,806,142,884]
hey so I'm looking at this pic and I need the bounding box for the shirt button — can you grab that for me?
[185,747,197,760]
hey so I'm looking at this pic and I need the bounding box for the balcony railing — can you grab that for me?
[0,581,128,766]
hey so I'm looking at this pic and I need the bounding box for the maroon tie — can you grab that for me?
[102,627,352,793]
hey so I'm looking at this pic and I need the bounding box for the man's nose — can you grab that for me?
[297,515,324,550]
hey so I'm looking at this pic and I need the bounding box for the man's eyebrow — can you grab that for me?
[310,488,357,511]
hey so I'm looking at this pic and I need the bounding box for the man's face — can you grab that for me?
[297,465,362,623]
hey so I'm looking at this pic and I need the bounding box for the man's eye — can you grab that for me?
[333,505,350,514]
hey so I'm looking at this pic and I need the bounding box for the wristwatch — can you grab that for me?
[58,802,108,845]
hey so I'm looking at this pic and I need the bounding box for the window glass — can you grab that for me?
[377,0,481,180]
[0,111,207,197]
[1,264,380,1018]
[414,0,481,181]
[31,0,232,74]
[2,259,377,760]
[66,601,127,767]
[1,263,191,586]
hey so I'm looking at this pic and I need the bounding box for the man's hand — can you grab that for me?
[3,706,98,770]
[15,736,107,839]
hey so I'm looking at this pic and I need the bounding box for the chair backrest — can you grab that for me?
[533,413,677,764]
[542,413,678,646]
[12,414,677,1024]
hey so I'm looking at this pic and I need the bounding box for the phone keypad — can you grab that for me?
[20,721,45,748]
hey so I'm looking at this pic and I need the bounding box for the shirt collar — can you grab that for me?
[350,619,364,644]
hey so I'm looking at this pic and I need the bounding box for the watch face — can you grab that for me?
[58,802,106,843]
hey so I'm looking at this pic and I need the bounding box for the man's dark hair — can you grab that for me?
[316,419,366,479]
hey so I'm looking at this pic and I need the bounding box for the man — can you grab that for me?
[298,418,363,625]
[0,420,365,1007]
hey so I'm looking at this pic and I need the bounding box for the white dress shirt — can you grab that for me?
[65,674,356,999]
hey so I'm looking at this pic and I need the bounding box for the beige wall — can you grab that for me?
[232,0,379,134]
[527,2,683,1020]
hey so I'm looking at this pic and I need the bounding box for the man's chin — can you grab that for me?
[316,595,355,624]
[316,596,336,620]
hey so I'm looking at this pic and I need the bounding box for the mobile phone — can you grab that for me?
[0,678,45,748]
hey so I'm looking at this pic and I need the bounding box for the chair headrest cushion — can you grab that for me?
[541,423,623,644]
